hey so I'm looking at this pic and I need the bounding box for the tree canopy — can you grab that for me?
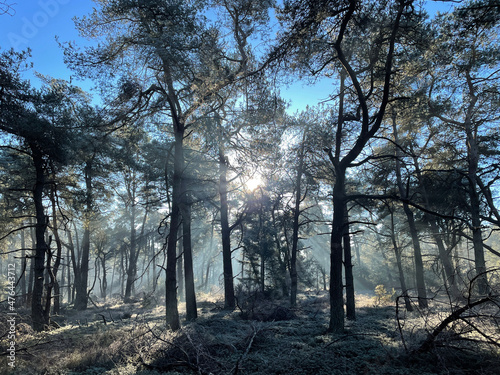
[1,2,500,373]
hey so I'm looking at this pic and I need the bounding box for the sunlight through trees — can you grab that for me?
[1,1,500,374]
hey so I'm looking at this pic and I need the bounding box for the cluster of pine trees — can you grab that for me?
[0,0,499,335]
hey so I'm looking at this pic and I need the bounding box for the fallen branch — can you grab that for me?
[98,313,107,325]
[231,324,259,375]
[0,338,63,356]
[416,296,493,353]
[395,295,408,352]
[324,332,383,347]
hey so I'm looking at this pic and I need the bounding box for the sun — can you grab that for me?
[245,175,263,191]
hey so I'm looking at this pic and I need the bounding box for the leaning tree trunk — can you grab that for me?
[429,220,461,299]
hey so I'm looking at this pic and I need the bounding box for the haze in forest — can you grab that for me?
[0,1,499,374]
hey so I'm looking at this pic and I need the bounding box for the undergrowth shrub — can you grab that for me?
[374,284,395,306]
[235,289,295,321]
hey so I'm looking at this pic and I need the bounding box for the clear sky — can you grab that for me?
[0,0,455,111]
[0,0,96,91]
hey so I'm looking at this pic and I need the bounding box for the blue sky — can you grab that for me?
[0,0,95,90]
[0,0,454,111]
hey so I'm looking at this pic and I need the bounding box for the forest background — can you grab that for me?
[0,0,500,374]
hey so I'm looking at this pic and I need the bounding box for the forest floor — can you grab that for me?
[1,291,499,375]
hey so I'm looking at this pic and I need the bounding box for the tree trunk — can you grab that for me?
[258,204,265,294]
[111,251,118,298]
[50,183,63,315]
[343,208,355,320]
[290,214,299,305]
[329,172,346,333]
[27,220,35,307]
[20,228,26,306]
[290,128,307,306]
[182,201,197,321]
[389,207,413,311]
[120,247,125,297]
[60,251,66,304]
[177,230,184,301]
[124,202,137,302]
[66,229,78,304]
[75,160,93,310]
[67,246,71,303]
[101,256,107,300]
[403,202,428,307]
[463,75,488,295]
[205,260,211,292]
[30,144,50,331]
[353,236,361,269]
[410,148,461,300]
[392,117,428,308]
[469,183,488,294]
[325,0,405,331]
[271,204,289,298]
[75,225,90,310]
[467,149,487,294]
[219,148,235,309]
[148,236,154,292]
[327,68,348,333]
[165,129,182,331]
[43,238,55,325]
[429,220,461,299]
